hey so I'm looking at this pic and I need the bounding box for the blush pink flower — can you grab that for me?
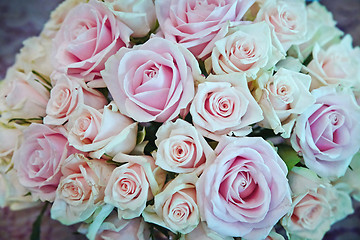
[104,154,165,219]
[154,119,215,174]
[12,123,78,202]
[52,0,132,87]
[67,102,138,158]
[156,0,256,59]
[196,137,291,239]
[51,154,115,225]
[291,86,360,179]
[190,73,263,140]
[102,37,201,122]
[44,72,107,125]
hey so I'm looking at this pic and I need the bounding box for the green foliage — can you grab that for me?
[277,144,301,172]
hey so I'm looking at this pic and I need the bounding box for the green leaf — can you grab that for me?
[137,126,146,145]
[30,202,49,240]
[277,144,301,172]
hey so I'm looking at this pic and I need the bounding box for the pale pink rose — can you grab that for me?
[205,22,283,78]
[156,0,256,59]
[190,73,263,140]
[102,37,201,122]
[255,0,307,53]
[104,0,156,38]
[67,102,138,158]
[95,215,150,240]
[154,119,215,174]
[104,154,165,219]
[282,167,353,240]
[12,123,78,202]
[0,68,49,120]
[51,154,115,225]
[143,173,200,234]
[44,72,107,125]
[52,0,133,87]
[305,35,360,90]
[254,68,315,138]
[197,137,291,239]
[291,86,360,179]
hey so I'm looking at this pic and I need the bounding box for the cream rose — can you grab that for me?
[190,73,263,140]
[254,68,315,138]
[0,122,22,173]
[103,0,156,38]
[51,154,115,225]
[289,1,343,62]
[282,167,353,240]
[67,102,137,158]
[154,119,215,175]
[255,0,307,53]
[0,68,49,120]
[104,154,166,219]
[305,35,360,90]
[143,173,200,234]
[44,72,107,125]
[206,22,283,79]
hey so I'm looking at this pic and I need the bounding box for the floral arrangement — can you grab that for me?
[1,0,360,239]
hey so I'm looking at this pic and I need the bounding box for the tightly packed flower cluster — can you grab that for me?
[1,0,360,239]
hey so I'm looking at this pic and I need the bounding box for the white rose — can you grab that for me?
[289,1,343,62]
[14,36,54,77]
[0,169,38,210]
[0,121,22,173]
[254,68,315,138]
[104,0,156,38]
[51,154,115,225]
[104,154,166,219]
[154,119,215,175]
[205,22,284,79]
[181,222,233,240]
[305,35,360,90]
[255,0,307,53]
[282,167,354,240]
[67,102,137,158]
[143,173,200,234]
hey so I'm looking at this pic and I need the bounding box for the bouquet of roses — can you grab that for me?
[1,0,360,239]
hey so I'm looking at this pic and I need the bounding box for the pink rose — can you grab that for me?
[44,72,107,125]
[197,137,291,239]
[0,69,49,120]
[52,0,132,87]
[51,154,115,225]
[143,173,200,234]
[291,86,360,178]
[255,0,307,53]
[12,123,78,201]
[156,0,255,59]
[102,37,201,122]
[154,119,215,174]
[104,154,165,219]
[190,73,263,140]
[67,102,138,158]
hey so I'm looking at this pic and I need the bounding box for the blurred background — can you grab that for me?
[0,0,359,239]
